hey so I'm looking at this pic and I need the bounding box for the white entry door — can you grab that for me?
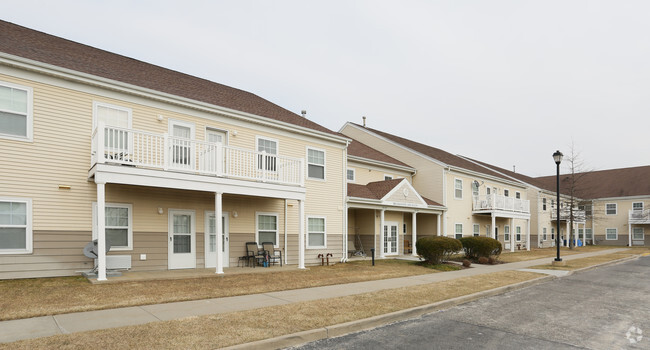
[205,211,229,268]
[168,210,196,269]
[202,128,227,173]
[383,222,398,255]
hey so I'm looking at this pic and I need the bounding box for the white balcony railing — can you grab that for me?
[91,123,304,186]
[472,195,530,214]
[550,207,586,223]
[630,209,650,224]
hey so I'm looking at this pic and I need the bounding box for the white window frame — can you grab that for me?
[542,198,547,211]
[542,227,547,241]
[632,202,644,211]
[504,225,510,242]
[503,189,509,197]
[256,212,279,248]
[606,203,617,215]
[0,81,33,142]
[585,228,593,239]
[605,228,618,240]
[515,191,521,199]
[471,181,479,197]
[0,197,33,254]
[633,227,644,240]
[306,216,327,249]
[92,202,133,251]
[92,101,133,130]
[473,224,480,237]
[306,147,326,181]
[347,168,355,183]
[454,223,463,239]
[454,178,463,199]
[204,127,229,144]
[256,136,279,172]
[515,226,522,242]
[384,174,393,180]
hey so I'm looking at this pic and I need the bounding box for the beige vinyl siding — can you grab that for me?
[384,184,424,205]
[347,161,412,186]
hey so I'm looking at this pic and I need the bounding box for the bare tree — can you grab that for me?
[561,142,592,249]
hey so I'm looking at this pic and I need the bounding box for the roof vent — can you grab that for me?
[301,110,307,117]
[362,116,366,127]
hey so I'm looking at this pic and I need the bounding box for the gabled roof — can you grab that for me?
[347,123,514,182]
[534,166,650,199]
[348,178,443,207]
[460,156,550,190]
[347,138,412,169]
[0,20,337,136]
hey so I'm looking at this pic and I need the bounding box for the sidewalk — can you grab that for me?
[0,248,629,344]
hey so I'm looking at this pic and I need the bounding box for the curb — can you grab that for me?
[222,274,555,350]
[567,254,640,274]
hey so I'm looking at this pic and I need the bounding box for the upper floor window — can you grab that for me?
[486,187,491,195]
[307,148,325,180]
[515,192,521,199]
[606,203,617,215]
[384,175,393,180]
[257,137,278,171]
[454,179,463,199]
[471,181,479,196]
[0,82,33,141]
[633,202,644,211]
[579,204,592,216]
[504,189,510,197]
[347,169,355,182]
[0,198,32,254]
[542,198,547,211]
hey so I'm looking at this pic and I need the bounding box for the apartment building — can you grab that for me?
[0,21,348,280]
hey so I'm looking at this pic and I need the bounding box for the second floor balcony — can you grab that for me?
[630,209,650,224]
[90,123,304,187]
[472,194,530,214]
[550,207,586,223]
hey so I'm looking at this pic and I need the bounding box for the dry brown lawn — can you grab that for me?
[530,247,650,270]
[0,259,436,321]
[498,245,620,263]
[1,271,542,350]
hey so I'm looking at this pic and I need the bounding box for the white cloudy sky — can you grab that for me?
[4,1,650,176]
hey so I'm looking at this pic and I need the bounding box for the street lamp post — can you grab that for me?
[553,150,563,262]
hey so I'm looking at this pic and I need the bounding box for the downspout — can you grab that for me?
[284,199,288,265]
[342,141,349,262]
[442,167,449,236]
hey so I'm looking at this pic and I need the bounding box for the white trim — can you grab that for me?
[92,101,133,130]
[605,228,618,240]
[515,226,522,242]
[503,189,510,197]
[454,223,463,239]
[306,216,327,249]
[204,210,229,268]
[204,127,229,145]
[168,119,196,139]
[632,227,645,241]
[256,135,279,154]
[504,225,511,242]
[256,212,279,248]
[0,197,33,254]
[515,191,521,199]
[92,202,133,251]
[0,80,33,142]
[168,209,197,269]
[380,179,428,207]
[605,203,617,215]
[473,223,480,237]
[454,178,463,200]
[384,174,393,180]
[346,168,356,183]
[632,202,644,211]
[346,155,416,173]
[306,146,326,181]
[382,220,399,255]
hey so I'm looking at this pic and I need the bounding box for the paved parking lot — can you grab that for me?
[293,256,650,349]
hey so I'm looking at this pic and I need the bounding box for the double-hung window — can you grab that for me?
[606,228,617,240]
[0,198,32,254]
[504,225,510,242]
[307,148,325,180]
[633,227,644,241]
[93,203,133,250]
[515,192,521,199]
[454,179,463,199]
[347,169,355,182]
[542,228,547,240]
[504,189,509,197]
[633,202,644,211]
[471,181,479,197]
[542,198,547,211]
[257,137,277,171]
[307,217,326,248]
[455,224,463,239]
[606,203,617,215]
[0,82,32,141]
[473,224,480,237]
[515,226,522,241]
[257,213,278,246]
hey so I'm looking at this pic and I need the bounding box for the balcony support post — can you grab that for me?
[298,199,305,269]
[215,192,224,274]
[96,181,107,281]
[380,209,385,258]
[491,213,496,239]
[629,222,632,246]
[526,218,530,251]
[412,212,418,256]
[510,217,515,252]
[96,121,105,165]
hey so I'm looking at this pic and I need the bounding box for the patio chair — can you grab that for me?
[261,242,282,267]
[243,242,260,268]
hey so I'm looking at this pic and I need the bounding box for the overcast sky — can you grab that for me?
[4,1,650,176]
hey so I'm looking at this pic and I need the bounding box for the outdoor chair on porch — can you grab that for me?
[262,242,282,267]
[241,242,259,268]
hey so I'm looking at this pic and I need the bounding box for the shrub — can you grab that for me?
[478,256,489,264]
[416,236,462,265]
[488,256,498,265]
[462,259,472,268]
[458,236,502,260]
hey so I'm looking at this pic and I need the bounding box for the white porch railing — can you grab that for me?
[472,194,530,214]
[630,209,650,224]
[91,123,304,186]
[550,207,586,223]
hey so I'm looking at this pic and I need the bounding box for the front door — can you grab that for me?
[205,211,229,268]
[168,210,196,269]
[383,222,398,255]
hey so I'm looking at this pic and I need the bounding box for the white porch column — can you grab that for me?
[215,192,223,274]
[412,211,418,256]
[380,209,385,258]
[96,181,107,281]
[491,213,496,239]
[526,218,530,251]
[436,213,441,237]
[510,217,515,252]
[298,199,305,269]
[565,221,570,247]
[629,223,632,247]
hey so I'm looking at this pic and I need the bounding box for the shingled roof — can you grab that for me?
[0,20,337,136]
[348,178,443,206]
[349,123,514,182]
[460,156,550,190]
[534,166,650,199]
[347,138,412,168]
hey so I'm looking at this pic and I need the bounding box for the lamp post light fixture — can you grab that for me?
[553,150,563,262]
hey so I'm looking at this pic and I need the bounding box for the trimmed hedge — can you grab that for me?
[416,236,462,265]
[458,236,502,260]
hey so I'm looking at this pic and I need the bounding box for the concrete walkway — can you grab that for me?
[0,248,629,344]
